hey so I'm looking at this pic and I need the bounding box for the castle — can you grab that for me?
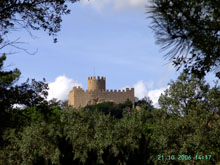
[68,76,134,108]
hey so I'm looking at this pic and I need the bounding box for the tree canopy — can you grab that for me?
[0,0,78,44]
[155,71,220,164]
[1,59,220,164]
[1,1,220,164]
[0,54,49,148]
[159,72,211,116]
[149,0,220,78]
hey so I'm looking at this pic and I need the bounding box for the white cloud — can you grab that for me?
[47,76,167,107]
[114,0,148,10]
[47,75,83,101]
[148,88,166,107]
[134,80,148,99]
[80,0,111,11]
[131,80,167,107]
[80,0,149,11]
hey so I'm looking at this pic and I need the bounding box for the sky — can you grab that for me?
[3,0,217,107]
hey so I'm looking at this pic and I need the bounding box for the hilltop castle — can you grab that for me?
[68,76,134,108]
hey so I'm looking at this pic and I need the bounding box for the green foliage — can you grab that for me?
[0,104,64,165]
[0,54,49,150]
[154,71,220,164]
[0,54,21,88]
[159,71,210,116]
[1,53,220,164]
[0,54,48,110]
[0,0,79,43]
[135,96,154,110]
[124,98,133,109]
[1,122,61,165]
[0,105,158,164]
[149,0,220,78]
[84,100,133,119]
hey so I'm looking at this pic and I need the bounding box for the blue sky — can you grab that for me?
[3,0,217,106]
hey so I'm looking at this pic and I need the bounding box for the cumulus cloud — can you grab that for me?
[148,88,167,107]
[80,0,149,11]
[132,80,167,107]
[133,80,148,99]
[48,76,166,107]
[47,75,83,101]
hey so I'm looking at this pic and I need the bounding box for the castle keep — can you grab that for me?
[68,76,134,108]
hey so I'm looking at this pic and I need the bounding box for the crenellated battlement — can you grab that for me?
[72,86,84,92]
[88,76,106,91]
[73,86,83,89]
[104,88,134,93]
[84,88,134,94]
[88,76,106,80]
[68,76,134,108]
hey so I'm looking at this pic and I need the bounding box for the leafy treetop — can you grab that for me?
[0,0,79,43]
[149,0,220,79]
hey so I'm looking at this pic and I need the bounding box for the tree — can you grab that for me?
[158,71,210,116]
[0,54,48,108]
[0,0,78,46]
[0,0,80,155]
[0,54,49,148]
[0,105,157,164]
[154,71,220,164]
[149,0,220,78]
[135,96,154,110]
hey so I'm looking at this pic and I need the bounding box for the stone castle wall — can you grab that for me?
[68,86,134,108]
[68,76,134,108]
[88,76,106,91]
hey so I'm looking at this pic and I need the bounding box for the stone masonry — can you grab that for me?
[68,76,134,108]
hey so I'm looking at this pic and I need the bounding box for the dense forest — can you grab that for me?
[1,0,220,164]
[0,54,220,164]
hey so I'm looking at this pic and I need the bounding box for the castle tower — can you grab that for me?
[88,76,106,91]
